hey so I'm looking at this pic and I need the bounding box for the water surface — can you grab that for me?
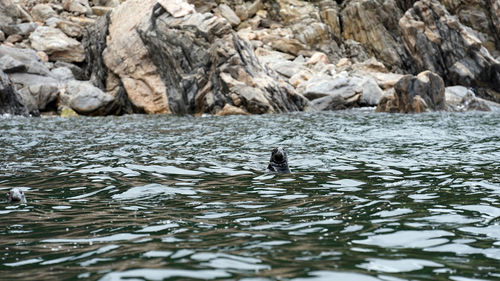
[1,111,499,280]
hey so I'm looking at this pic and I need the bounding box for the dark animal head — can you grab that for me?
[267,147,291,174]
[6,188,27,204]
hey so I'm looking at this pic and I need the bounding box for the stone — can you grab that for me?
[445,86,491,112]
[0,45,52,77]
[307,52,328,66]
[5,34,22,44]
[59,106,78,117]
[92,6,114,16]
[1,23,38,36]
[215,103,249,116]
[0,69,29,116]
[0,30,4,41]
[376,71,446,113]
[158,0,194,18]
[21,83,59,111]
[61,80,115,115]
[63,0,92,16]
[57,20,85,38]
[30,4,57,22]
[218,4,241,27]
[29,26,85,62]
[102,0,169,114]
[0,55,26,73]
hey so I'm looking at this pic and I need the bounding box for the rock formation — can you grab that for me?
[0,0,499,116]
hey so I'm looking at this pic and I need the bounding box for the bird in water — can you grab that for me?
[6,188,27,204]
[267,147,291,174]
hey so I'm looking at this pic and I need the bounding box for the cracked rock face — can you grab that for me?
[399,0,500,94]
[136,1,309,115]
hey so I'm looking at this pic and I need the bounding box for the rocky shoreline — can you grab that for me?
[1,0,499,117]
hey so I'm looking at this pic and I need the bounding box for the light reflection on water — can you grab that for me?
[0,111,499,280]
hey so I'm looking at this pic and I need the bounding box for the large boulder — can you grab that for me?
[376,71,446,113]
[60,80,116,115]
[445,86,492,112]
[29,26,85,63]
[399,0,500,98]
[137,0,309,115]
[0,69,29,116]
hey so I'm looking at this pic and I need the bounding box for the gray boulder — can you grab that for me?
[0,55,26,73]
[20,83,59,112]
[60,80,116,115]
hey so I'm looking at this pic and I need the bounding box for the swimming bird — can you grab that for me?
[6,188,27,204]
[267,147,291,174]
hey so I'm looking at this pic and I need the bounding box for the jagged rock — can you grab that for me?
[0,0,19,26]
[31,4,57,22]
[29,26,85,62]
[63,0,92,16]
[376,71,446,113]
[399,0,500,95]
[102,0,168,114]
[217,4,240,27]
[137,0,309,115]
[61,80,115,115]
[0,69,29,116]
[341,0,413,72]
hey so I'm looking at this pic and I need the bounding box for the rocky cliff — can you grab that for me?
[0,0,498,116]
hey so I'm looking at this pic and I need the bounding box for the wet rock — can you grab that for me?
[31,3,57,22]
[0,69,29,116]
[376,71,446,113]
[61,80,115,115]
[63,0,92,16]
[137,1,309,115]
[399,0,500,94]
[29,26,85,62]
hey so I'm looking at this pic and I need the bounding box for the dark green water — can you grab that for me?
[1,111,499,281]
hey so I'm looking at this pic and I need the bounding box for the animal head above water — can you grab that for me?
[267,147,291,174]
[6,188,27,204]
